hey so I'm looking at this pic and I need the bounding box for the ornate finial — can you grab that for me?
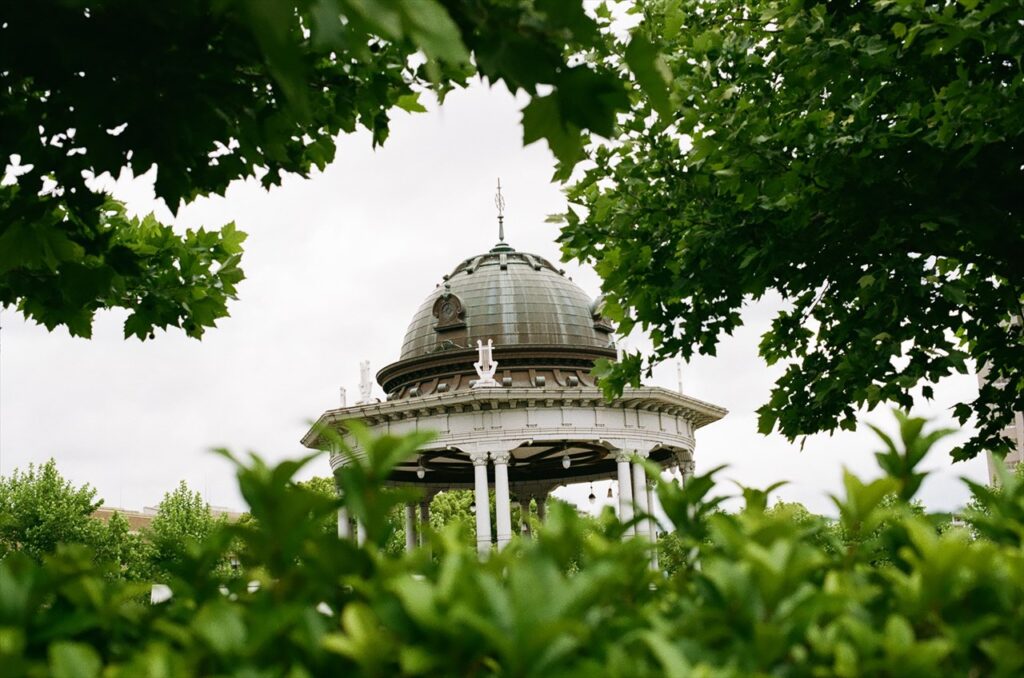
[495,178,506,243]
[357,360,373,404]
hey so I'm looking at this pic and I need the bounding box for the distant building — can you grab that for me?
[92,507,154,532]
[976,364,1024,483]
[92,505,244,533]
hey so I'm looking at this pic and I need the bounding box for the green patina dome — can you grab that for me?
[399,243,614,360]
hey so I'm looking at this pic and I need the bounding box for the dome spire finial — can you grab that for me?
[495,178,506,243]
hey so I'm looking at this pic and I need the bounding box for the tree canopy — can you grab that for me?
[0,458,149,578]
[145,480,222,578]
[0,459,105,561]
[561,0,1024,460]
[1,0,639,339]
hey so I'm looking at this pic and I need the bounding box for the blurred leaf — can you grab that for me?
[625,32,673,119]
[49,642,101,678]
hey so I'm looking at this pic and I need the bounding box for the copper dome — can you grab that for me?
[377,243,616,399]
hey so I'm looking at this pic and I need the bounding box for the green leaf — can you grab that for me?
[397,0,470,65]
[883,615,914,656]
[0,221,85,274]
[49,642,102,678]
[193,600,247,654]
[396,93,428,113]
[238,0,311,120]
[522,95,585,175]
[625,33,673,119]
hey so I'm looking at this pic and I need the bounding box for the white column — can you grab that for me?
[356,520,366,546]
[632,458,650,542]
[493,452,513,549]
[404,504,417,552]
[419,499,431,544]
[677,454,695,487]
[1015,412,1024,457]
[647,480,659,570]
[471,452,492,557]
[337,507,351,539]
[419,499,432,557]
[615,453,635,536]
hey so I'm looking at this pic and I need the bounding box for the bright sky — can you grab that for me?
[1,80,988,516]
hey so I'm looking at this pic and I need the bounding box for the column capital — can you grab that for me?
[469,451,489,466]
[616,448,651,462]
[491,451,511,465]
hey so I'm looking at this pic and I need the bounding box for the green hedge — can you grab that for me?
[1,413,1021,677]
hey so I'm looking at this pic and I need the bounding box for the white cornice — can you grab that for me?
[301,386,726,448]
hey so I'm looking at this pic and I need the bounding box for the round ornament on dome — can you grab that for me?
[432,283,466,331]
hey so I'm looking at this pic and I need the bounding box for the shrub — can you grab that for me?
[0,414,1021,676]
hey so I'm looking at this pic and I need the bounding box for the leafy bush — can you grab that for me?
[0,414,1021,676]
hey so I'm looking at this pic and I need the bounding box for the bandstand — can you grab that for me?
[302,210,726,558]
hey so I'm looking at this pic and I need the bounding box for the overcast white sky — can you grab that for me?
[1,80,988,516]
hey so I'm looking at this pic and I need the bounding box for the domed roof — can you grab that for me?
[399,243,613,359]
[376,241,617,399]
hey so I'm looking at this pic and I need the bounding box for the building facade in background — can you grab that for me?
[976,364,1024,483]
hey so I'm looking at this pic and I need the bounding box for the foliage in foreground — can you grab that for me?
[0,413,1022,676]
[561,0,1024,462]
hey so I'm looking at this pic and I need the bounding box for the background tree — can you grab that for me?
[0,459,105,561]
[963,459,1024,543]
[427,490,476,547]
[560,0,1024,461]
[144,480,222,579]
[0,458,151,577]
[1,0,637,340]
[297,482,532,552]
[296,475,342,537]
[426,489,528,547]
[94,510,153,582]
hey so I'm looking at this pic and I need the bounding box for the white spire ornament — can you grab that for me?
[495,178,506,243]
[357,360,373,404]
[472,339,500,388]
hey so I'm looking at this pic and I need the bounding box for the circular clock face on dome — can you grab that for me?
[440,300,457,322]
